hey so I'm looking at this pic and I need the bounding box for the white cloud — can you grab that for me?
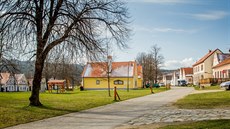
[163,57,195,70]
[153,28,186,32]
[134,25,197,33]
[129,0,191,4]
[133,25,153,33]
[191,11,229,20]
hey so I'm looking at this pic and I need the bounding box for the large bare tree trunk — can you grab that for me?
[29,58,44,106]
[1,0,130,106]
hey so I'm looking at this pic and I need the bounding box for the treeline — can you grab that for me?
[1,59,84,86]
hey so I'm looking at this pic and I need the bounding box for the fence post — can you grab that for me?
[150,86,153,93]
[114,86,117,101]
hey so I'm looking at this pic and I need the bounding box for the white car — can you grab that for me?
[220,81,230,90]
[159,83,165,87]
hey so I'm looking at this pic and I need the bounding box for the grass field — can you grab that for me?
[173,91,230,109]
[0,87,166,128]
[193,85,221,90]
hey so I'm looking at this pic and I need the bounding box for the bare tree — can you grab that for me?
[150,44,164,83]
[136,45,164,85]
[136,53,154,84]
[0,0,130,106]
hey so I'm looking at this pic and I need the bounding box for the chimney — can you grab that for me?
[209,49,212,53]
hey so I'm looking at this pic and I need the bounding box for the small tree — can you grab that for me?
[150,44,164,83]
[0,0,130,106]
[136,44,164,85]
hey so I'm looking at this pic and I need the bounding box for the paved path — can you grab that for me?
[119,107,230,128]
[6,87,194,129]
[117,89,230,129]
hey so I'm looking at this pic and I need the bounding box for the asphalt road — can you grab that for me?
[6,87,194,129]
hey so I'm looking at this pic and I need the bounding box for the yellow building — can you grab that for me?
[82,61,143,90]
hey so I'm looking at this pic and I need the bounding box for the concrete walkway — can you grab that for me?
[6,87,194,129]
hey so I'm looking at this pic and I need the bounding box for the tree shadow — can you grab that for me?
[22,105,78,113]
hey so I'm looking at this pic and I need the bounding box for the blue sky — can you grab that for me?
[113,0,230,69]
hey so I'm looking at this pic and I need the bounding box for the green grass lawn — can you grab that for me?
[174,91,230,109]
[159,119,230,129]
[193,85,221,90]
[0,87,166,128]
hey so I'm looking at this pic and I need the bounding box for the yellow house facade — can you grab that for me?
[82,61,143,90]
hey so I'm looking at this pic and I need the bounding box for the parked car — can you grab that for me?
[159,83,165,87]
[220,81,230,90]
[153,83,160,88]
[145,82,150,88]
[178,80,187,86]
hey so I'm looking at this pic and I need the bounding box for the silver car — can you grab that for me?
[220,81,230,90]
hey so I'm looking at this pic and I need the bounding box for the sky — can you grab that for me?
[113,0,230,70]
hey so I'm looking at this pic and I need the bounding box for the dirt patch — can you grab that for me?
[116,122,193,129]
[190,89,224,94]
[116,123,166,129]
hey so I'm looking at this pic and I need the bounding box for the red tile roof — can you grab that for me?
[82,61,138,78]
[193,49,222,67]
[213,57,230,68]
[182,67,193,75]
[0,73,10,84]
[48,80,65,84]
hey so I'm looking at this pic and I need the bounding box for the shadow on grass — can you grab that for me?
[42,92,78,95]
[22,105,78,113]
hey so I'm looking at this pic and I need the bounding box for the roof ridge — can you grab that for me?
[193,49,222,67]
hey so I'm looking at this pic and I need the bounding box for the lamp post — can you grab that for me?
[107,55,112,97]
[127,61,129,92]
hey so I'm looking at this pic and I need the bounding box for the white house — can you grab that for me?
[213,57,230,79]
[171,70,179,86]
[0,73,29,92]
[192,49,222,85]
[162,73,173,86]
[213,53,230,79]
[15,74,29,91]
[179,67,193,84]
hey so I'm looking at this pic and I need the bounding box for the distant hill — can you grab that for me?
[0,59,84,85]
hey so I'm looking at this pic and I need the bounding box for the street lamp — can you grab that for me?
[127,61,129,92]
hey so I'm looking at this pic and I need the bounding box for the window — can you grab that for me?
[201,65,203,71]
[114,80,124,85]
[96,80,100,85]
